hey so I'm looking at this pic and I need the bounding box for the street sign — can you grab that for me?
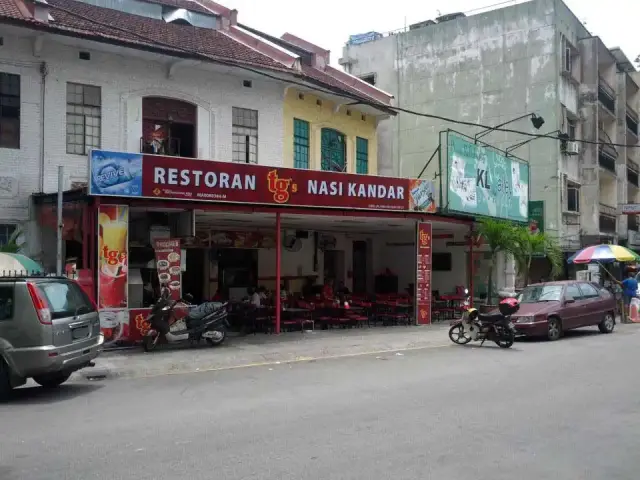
[621,204,640,214]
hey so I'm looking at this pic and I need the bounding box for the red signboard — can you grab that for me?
[139,154,437,212]
[415,222,432,325]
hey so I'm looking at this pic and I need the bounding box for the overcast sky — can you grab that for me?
[223,0,638,67]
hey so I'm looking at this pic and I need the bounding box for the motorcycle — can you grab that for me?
[448,307,517,349]
[142,292,229,352]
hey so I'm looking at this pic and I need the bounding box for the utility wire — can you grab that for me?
[46,3,640,150]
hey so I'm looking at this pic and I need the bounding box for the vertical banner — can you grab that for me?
[415,222,432,325]
[153,239,182,301]
[98,205,129,309]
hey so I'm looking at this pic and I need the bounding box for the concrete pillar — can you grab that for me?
[578,38,600,240]
[616,71,628,239]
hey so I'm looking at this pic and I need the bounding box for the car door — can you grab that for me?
[562,283,586,329]
[577,282,604,326]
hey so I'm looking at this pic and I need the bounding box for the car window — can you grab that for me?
[0,285,14,321]
[578,283,599,299]
[565,284,582,301]
[517,285,563,303]
[36,281,95,320]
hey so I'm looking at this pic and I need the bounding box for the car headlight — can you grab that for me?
[515,316,535,324]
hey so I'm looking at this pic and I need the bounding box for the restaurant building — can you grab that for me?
[1,0,482,342]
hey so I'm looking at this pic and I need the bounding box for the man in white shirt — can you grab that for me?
[250,288,261,307]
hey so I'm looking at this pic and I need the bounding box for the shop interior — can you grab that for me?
[125,207,474,332]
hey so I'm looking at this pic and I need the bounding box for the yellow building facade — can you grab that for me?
[282,88,379,175]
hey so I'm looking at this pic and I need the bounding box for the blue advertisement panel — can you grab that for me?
[89,150,143,197]
[446,134,529,222]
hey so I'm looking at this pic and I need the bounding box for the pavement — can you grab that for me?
[85,324,452,379]
[1,323,640,480]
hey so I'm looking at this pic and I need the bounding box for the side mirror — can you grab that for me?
[564,296,575,304]
[184,293,194,302]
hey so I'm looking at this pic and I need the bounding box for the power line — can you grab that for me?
[45,3,640,150]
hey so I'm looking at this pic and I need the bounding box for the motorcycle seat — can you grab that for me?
[477,313,504,323]
[187,302,225,321]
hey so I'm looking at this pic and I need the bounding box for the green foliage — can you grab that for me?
[0,227,23,253]
[475,219,518,304]
[511,227,563,285]
[475,219,563,303]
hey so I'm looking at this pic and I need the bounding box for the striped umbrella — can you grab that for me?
[0,253,44,275]
[567,244,640,264]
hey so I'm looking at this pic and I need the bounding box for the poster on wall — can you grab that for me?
[99,309,130,346]
[153,238,182,301]
[415,222,432,325]
[98,205,129,309]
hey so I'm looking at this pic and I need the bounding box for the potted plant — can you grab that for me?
[511,226,563,285]
[475,219,517,312]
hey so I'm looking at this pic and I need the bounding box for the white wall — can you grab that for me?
[0,28,286,226]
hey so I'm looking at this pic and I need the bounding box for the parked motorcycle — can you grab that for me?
[142,292,229,352]
[448,298,519,349]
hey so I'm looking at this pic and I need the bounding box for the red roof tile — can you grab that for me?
[0,0,28,19]
[0,0,394,112]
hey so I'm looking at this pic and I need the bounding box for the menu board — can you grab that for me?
[153,238,182,301]
[415,222,432,325]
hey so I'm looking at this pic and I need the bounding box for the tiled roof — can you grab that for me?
[0,0,394,112]
[0,0,28,19]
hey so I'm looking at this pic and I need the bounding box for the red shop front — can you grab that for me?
[85,150,474,345]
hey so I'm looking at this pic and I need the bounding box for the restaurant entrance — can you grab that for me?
[79,149,475,345]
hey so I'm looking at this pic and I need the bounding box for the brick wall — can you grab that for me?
[0,29,286,224]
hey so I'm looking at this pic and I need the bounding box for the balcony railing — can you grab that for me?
[599,203,617,233]
[628,162,640,187]
[626,105,639,137]
[598,77,616,114]
[599,150,617,173]
[600,203,617,217]
[629,214,639,232]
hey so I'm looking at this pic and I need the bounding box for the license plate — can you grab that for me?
[72,326,90,340]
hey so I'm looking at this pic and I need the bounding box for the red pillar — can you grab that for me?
[82,202,89,269]
[469,225,474,308]
[275,212,281,334]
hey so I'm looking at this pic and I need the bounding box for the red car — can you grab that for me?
[511,281,617,341]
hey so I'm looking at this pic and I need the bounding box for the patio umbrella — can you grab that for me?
[567,244,640,264]
[0,253,44,275]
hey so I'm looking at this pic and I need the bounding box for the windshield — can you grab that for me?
[517,285,563,303]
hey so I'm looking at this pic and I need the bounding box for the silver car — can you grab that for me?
[0,276,104,399]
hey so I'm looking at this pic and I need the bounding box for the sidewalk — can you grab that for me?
[83,325,452,380]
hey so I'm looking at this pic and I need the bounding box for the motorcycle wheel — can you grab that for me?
[448,324,471,345]
[142,335,158,352]
[205,329,226,346]
[495,330,515,349]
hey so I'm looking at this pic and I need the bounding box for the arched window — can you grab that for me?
[321,128,346,172]
[141,97,197,158]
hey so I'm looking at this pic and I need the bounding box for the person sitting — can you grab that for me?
[249,288,262,308]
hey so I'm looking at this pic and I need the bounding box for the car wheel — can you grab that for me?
[598,312,615,334]
[0,358,12,402]
[33,372,71,389]
[547,317,562,341]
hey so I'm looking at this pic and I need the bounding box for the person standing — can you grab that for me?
[617,271,638,322]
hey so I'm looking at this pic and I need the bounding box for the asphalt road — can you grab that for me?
[1,327,640,480]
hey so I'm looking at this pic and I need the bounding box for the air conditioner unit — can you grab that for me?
[563,141,580,155]
[576,270,592,282]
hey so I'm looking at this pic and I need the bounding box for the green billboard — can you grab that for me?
[446,133,530,222]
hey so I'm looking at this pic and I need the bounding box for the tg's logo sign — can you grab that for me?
[419,229,431,247]
[267,170,297,204]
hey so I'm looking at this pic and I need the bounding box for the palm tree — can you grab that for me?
[0,227,23,254]
[475,219,517,305]
[512,227,563,285]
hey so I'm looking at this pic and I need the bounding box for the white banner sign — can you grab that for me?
[621,204,640,214]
